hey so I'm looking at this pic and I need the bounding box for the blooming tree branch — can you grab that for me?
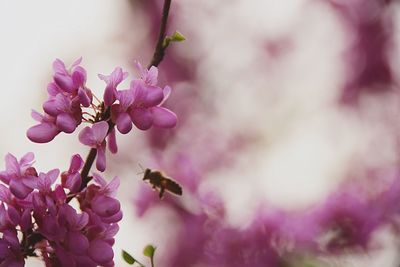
[0,0,180,266]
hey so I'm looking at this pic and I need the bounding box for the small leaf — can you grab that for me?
[122,250,136,265]
[170,31,186,42]
[143,244,156,258]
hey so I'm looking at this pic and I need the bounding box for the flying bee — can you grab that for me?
[140,167,182,199]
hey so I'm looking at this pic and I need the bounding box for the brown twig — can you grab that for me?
[148,0,172,68]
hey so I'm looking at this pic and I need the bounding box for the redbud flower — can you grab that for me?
[61,154,84,193]
[150,86,178,128]
[111,89,134,134]
[26,110,60,143]
[79,122,108,172]
[98,67,128,106]
[51,58,92,107]
[0,153,37,199]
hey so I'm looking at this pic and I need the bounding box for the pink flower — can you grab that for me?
[0,153,37,199]
[98,67,128,106]
[79,122,109,172]
[110,89,134,134]
[61,154,84,193]
[27,110,60,143]
[24,169,60,194]
[150,86,178,128]
[51,58,92,107]
[43,93,82,133]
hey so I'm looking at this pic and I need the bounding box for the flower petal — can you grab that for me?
[5,153,19,174]
[78,126,95,146]
[69,154,84,173]
[9,180,32,199]
[19,152,34,167]
[66,231,89,255]
[92,195,120,217]
[78,88,92,107]
[145,86,164,106]
[159,85,172,106]
[43,99,59,116]
[27,123,60,143]
[107,128,118,154]
[92,121,109,142]
[96,146,106,172]
[88,239,114,265]
[56,113,77,133]
[54,73,74,93]
[146,66,158,85]
[72,66,87,88]
[130,108,153,130]
[151,107,177,128]
[103,86,116,107]
[117,89,134,109]
[116,112,132,134]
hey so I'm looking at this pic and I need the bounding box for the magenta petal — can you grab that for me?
[54,73,74,93]
[66,231,89,255]
[103,176,120,197]
[117,90,134,109]
[92,195,120,217]
[116,112,132,134]
[20,209,32,231]
[53,59,67,73]
[54,94,71,112]
[92,173,107,188]
[130,108,153,130]
[107,128,118,154]
[88,239,114,265]
[96,146,106,172]
[151,107,177,128]
[103,86,116,106]
[101,210,123,223]
[72,66,87,87]
[78,88,91,107]
[131,81,147,103]
[159,85,172,106]
[146,66,158,85]
[9,180,32,199]
[69,154,84,173]
[71,57,83,68]
[75,256,96,267]
[7,206,20,225]
[19,152,34,167]
[27,123,60,143]
[56,113,77,133]
[78,127,95,146]
[43,99,59,116]
[47,82,60,96]
[92,121,109,142]
[5,153,19,174]
[31,110,44,122]
[145,86,164,106]
[65,173,81,193]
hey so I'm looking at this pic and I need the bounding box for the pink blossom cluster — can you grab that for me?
[0,153,121,267]
[27,58,176,172]
[0,58,177,266]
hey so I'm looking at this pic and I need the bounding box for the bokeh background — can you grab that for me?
[2,0,400,266]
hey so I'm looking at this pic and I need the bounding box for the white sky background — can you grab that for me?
[1,0,400,266]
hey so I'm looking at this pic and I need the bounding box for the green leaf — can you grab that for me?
[122,250,136,265]
[143,244,156,258]
[170,31,186,42]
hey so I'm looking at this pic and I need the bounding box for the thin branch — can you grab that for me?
[148,0,172,68]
